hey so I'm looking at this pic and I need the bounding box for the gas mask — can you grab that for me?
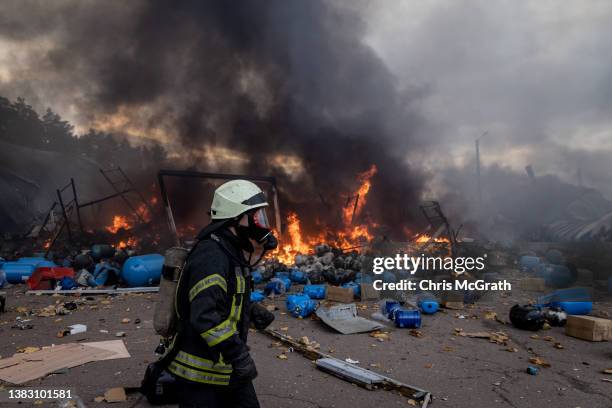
[235,208,278,252]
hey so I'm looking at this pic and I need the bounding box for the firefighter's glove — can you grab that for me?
[231,350,258,382]
[250,303,275,330]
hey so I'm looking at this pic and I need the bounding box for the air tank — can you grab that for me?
[121,254,164,287]
[154,248,188,337]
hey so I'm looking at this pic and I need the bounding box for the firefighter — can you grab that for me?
[169,180,277,408]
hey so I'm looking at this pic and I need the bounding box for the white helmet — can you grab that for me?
[210,180,269,220]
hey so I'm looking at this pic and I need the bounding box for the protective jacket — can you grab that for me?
[168,227,252,386]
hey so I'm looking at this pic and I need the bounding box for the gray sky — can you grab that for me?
[362,0,612,197]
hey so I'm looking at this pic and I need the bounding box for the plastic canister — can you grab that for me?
[2,262,36,283]
[417,296,439,314]
[286,294,317,318]
[265,278,287,295]
[303,284,326,299]
[393,309,421,328]
[385,300,401,319]
[250,291,265,303]
[549,301,592,315]
[252,271,263,284]
[121,254,164,287]
[290,269,307,284]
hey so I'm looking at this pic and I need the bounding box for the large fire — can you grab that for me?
[271,165,378,264]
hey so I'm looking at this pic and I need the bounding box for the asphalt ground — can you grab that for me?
[0,272,611,408]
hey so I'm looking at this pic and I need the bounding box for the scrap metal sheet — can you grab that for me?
[316,303,382,334]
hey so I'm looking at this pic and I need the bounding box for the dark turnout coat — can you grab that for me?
[169,227,252,386]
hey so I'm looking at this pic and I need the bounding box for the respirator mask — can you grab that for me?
[236,207,278,254]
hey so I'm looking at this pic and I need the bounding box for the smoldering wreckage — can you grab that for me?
[0,165,611,408]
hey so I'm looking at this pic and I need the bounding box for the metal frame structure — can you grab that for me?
[157,169,281,246]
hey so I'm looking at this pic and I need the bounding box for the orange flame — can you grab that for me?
[106,215,132,233]
[269,165,378,265]
[414,234,450,244]
[342,164,377,225]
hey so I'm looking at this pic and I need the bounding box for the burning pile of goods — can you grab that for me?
[257,243,367,286]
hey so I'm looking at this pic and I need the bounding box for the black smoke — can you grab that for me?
[0,0,429,237]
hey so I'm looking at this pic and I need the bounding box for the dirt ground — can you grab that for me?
[1,274,611,408]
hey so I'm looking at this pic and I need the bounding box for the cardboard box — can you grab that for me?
[518,278,546,292]
[565,315,611,342]
[360,283,380,300]
[326,286,355,303]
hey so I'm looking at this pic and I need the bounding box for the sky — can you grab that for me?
[1,0,611,199]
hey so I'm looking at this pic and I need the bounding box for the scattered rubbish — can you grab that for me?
[409,329,423,338]
[509,304,545,331]
[303,284,326,299]
[483,310,498,320]
[529,357,551,368]
[115,332,126,337]
[63,301,78,311]
[58,324,87,337]
[454,329,509,345]
[277,354,288,360]
[326,285,355,303]
[103,387,127,403]
[543,308,567,327]
[441,301,464,310]
[526,366,539,375]
[554,342,564,349]
[121,318,131,324]
[286,294,317,318]
[264,328,431,405]
[345,358,360,364]
[602,378,612,383]
[369,331,390,342]
[565,315,611,342]
[17,346,41,354]
[0,340,129,384]
[12,317,33,330]
[603,369,612,375]
[316,303,382,334]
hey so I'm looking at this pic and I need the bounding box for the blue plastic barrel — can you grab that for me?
[519,256,540,273]
[393,309,421,328]
[250,290,265,303]
[275,271,290,280]
[385,300,401,319]
[121,254,164,287]
[550,301,592,315]
[290,269,307,284]
[417,296,439,314]
[286,294,317,318]
[252,271,263,284]
[303,284,326,299]
[2,262,36,283]
[17,257,48,264]
[342,281,360,297]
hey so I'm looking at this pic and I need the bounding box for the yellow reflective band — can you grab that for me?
[175,351,232,374]
[168,361,230,385]
[201,318,236,347]
[236,274,245,294]
[189,274,227,302]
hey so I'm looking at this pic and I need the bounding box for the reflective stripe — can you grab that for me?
[189,274,227,302]
[201,318,235,346]
[168,361,230,385]
[175,350,232,373]
[200,270,245,347]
